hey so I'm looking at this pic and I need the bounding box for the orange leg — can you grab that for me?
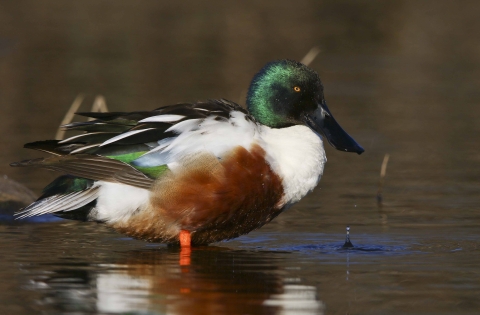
[179,230,191,247]
[179,230,192,266]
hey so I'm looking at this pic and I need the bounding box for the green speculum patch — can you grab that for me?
[106,151,169,179]
[106,151,147,164]
[133,165,169,179]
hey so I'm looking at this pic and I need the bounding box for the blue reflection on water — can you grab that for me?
[231,232,412,257]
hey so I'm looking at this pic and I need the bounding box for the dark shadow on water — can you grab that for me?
[0,214,63,224]
[0,176,63,224]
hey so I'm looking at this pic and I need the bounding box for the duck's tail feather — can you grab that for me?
[10,154,153,189]
[15,175,100,221]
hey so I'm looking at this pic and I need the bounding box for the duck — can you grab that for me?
[11,59,364,247]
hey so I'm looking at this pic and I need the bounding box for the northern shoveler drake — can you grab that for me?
[12,60,364,247]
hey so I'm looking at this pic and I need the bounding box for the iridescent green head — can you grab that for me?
[247,59,323,128]
[247,59,365,154]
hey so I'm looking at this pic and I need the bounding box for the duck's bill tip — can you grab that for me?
[330,139,365,155]
[304,111,364,156]
[350,144,365,155]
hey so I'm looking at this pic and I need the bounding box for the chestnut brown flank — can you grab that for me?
[113,144,284,245]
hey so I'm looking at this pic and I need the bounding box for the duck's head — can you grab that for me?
[247,60,364,154]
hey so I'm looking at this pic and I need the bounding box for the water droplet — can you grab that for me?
[343,225,353,248]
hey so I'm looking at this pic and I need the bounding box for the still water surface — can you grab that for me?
[1,1,480,314]
[1,223,479,314]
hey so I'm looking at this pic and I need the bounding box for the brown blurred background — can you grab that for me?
[0,0,479,207]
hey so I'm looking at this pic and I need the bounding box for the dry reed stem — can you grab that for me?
[300,46,321,66]
[56,95,109,140]
[55,94,85,140]
[376,154,390,204]
[89,95,109,121]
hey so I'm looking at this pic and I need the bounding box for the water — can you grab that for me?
[1,1,480,314]
[2,224,479,314]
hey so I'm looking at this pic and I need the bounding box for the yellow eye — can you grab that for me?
[293,86,301,92]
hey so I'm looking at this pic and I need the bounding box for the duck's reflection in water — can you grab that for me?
[33,246,324,315]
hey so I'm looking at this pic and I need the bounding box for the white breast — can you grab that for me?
[258,125,326,207]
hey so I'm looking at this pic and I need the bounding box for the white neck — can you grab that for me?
[258,125,326,207]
